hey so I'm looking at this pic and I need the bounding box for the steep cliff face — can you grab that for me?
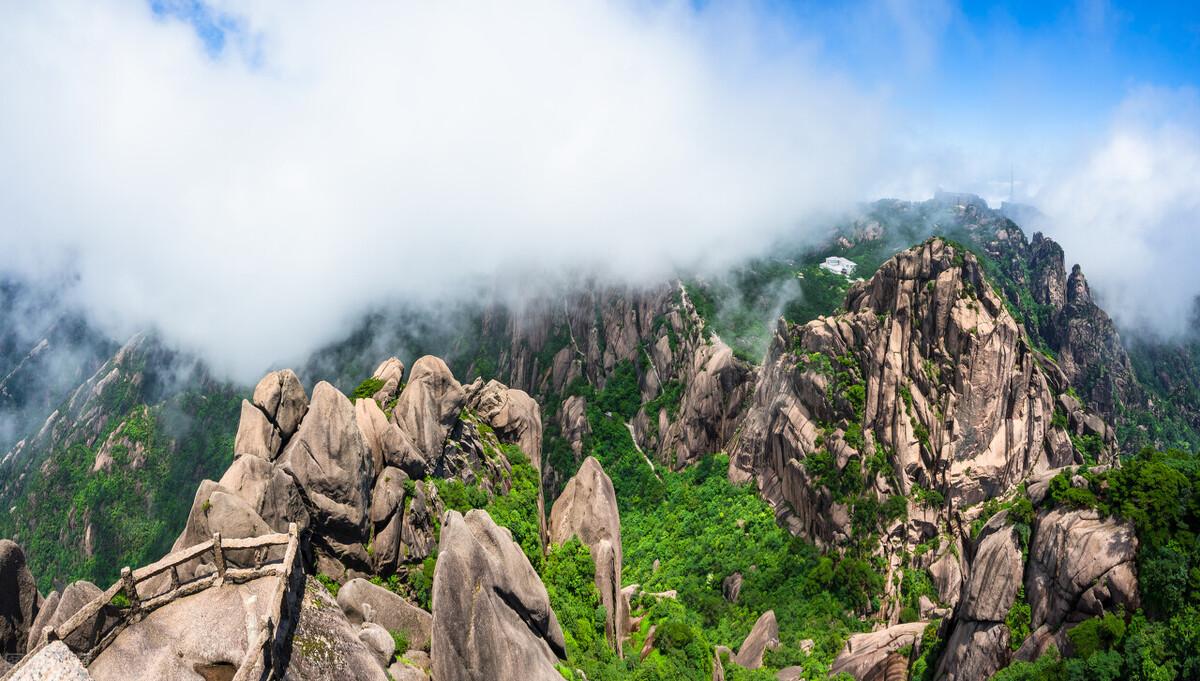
[732,239,1111,546]
[473,284,755,478]
[0,334,240,590]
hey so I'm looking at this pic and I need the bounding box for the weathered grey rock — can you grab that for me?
[337,578,432,651]
[251,369,308,440]
[732,610,779,669]
[392,356,465,461]
[388,661,429,681]
[26,589,58,650]
[233,398,281,460]
[829,622,926,681]
[278,382,374,535]
[369,467,409,526]
[5,640,91,681]
[929,548,963,608]
[549,456,625,653]
[88,575,277,680]
[371,357,406,404]
[935,620,1009,681]
[356,398,426,480]
[282,576,389,681]
[398,481,439,563]
[431,510,565,681]
[35,581,100,645]
[217,454,308,533]
[174,480,273,552]
[465,380,543,468]
[1026,508,1138,631]
[358,622,396,670]
[0,540,40,656]
[722,572,743,603]
[776,666,804,681]
[959,522,1022,621]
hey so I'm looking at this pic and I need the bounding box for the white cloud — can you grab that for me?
[0,0,891,379]
[1034,86,1200,336]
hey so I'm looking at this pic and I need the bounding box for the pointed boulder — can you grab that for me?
[432,510,566,681]
[549,456,626,653]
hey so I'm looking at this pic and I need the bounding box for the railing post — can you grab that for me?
[212,533,226,585]
[170,565,180,593]
[120,566,141,618]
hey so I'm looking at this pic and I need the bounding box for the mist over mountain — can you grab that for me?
[1,1,1197,381]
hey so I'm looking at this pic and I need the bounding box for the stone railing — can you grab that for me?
[3,523,300,680]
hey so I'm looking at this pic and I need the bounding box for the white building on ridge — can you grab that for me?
[819,256,857,277]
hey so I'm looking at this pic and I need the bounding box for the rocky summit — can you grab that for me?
[3,198,1200,680]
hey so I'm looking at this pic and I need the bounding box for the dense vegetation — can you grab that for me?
[0,383,240,592]
[996,448,1200,680]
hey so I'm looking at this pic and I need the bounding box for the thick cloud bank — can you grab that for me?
[1,2,1197,379]
[0,1,888,378]
[1035,87,1200,337]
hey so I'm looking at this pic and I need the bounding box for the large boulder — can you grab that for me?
[935,621,1010,681]
[732,610,779,669]
[251,369,308,440]
[465,380,543,470]
[0,540,41,656]
[278,382,374,535]
[32,581,101,643]
[26,589,59,650]
[355,398,426,479]
[233,399,281,460]
[431,510,566,681]
[391,356,465,461]
[173,480,273,552]
[337,578,433,651]
[829,622,926,681]
[959,518,1023,622]
[549,456,626,653]
[4,641,91,681]
[281,577,389,681]
[217,454,308,533]
[1026,508,1138,631]
[370,357,406,404]
[88,575,277,680]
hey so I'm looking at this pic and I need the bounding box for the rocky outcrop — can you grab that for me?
[24,581,101,650]
[87,575,278,680]
[217,454,308,534]
[4,641,92,681]
[0,540,40,656]
[282,577,389,681]
[391,356,466,463]
[829,621,926,681]
[235,369,309,460]
[732,610,779,669]
[431,510,566,681]
[370,357,406,404]
[279,381,374,538]
[337,578,432,651]
[937,621,1009,681]
[1025,508,1138,632]
[549,456,626,653]
[729,240,1113,591]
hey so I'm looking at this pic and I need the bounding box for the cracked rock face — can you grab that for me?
[549,456,626,653]
[1025,508,1138,631]
[279,382,374,537]
[431,510,565,681]
[830,621,926,681]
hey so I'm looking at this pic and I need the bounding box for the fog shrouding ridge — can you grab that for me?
[1,1,1197,379]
